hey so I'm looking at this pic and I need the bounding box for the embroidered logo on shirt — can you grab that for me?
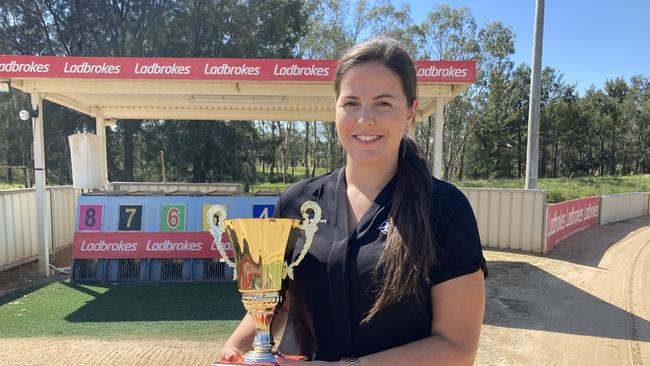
[378,219,390,234]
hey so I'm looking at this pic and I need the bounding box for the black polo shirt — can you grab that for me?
[274,168,487,361]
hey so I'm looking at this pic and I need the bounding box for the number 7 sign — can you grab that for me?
[118,205,143,231]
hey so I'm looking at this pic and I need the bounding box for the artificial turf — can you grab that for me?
[0,280,245,340]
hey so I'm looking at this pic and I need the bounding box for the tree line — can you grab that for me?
[0,1,648,188]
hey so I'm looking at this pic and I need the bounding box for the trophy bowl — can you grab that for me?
[209,202,321,365]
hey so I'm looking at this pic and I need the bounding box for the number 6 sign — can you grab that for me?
[162,204,186,232]
[78,204,103,231]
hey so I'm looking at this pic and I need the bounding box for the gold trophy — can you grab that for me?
[208,201,321,365]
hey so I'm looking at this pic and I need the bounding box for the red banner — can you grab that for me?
[0,55,476,83]
[72,231,233,259]
[546,196,601,252]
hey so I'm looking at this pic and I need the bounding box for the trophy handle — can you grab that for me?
[207,205,237,276]
[285,201,321,280]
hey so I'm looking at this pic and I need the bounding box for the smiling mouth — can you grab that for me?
[354,135,382,142]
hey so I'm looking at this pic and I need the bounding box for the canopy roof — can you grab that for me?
[0,55,475,122]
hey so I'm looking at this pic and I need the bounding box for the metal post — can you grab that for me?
[433,97,446,179]
[95,113,109,189]
[160,150,166,182]
[525,0,545,189]
[31,93,50,277]
[24,166,30,188]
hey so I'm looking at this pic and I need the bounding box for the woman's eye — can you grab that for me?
[376,101,392,107]
[343,101,359,107]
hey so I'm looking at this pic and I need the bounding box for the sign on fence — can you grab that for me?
[545,196,600,252]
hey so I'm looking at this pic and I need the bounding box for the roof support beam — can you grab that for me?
[100,107,336,122]
[31,92,50,277]
[432,97,449,179]
[46,93,93,116]
[23,79,336,97]
[95,111,110,189]
[418,86,454,119]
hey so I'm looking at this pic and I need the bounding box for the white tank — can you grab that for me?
[68,133,107,189]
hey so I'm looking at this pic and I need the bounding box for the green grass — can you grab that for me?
[453,174,650,203]
[0,280,245,340]
[0,183,24,189]
[249,182,292,192]
[250,173,650,204]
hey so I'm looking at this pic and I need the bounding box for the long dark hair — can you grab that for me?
[334,37,437,322]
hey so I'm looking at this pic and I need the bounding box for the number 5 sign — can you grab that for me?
[161,204,186,232]
[78,204,103,231]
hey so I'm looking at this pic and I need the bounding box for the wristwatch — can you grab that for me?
[342,357,361,366]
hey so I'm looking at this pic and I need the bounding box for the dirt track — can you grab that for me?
[1,216,649,365]
[0,338,223,365]
[477,215,650,366]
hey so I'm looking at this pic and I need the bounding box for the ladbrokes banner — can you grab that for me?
[0,55,476,83]
[545,196,600,252]
[72,231,234,259]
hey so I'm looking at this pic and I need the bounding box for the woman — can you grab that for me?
[220,37,487,366]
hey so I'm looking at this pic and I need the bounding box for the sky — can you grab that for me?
[392,0,650,95]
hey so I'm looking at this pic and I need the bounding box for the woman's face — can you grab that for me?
[335,62,418,168]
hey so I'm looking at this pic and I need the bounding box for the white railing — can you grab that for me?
[460,188,547,253]
[0,186,80,271]
[111,182,244,193]
[600,192,646,225]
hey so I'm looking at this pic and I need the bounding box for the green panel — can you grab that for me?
[161,204,186,232]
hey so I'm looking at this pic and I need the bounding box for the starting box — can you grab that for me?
[71,190,279,282]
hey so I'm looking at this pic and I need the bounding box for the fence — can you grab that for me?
[599,192,646,225]
[0,186,80,271]
[111,182,244,194]
[460,188,546,253]
[1,184,647,273]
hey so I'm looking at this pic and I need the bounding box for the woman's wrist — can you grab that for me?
[222,342,244,353]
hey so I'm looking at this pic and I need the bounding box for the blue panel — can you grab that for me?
[139,259,150,281]
[182,259,193,281]
[96,259,107,281]
[192,259,204,280]
[224,266,235,281]
[150,259,161,281]
[253,204,275,218]
[106,259,119,281]
[78,195,281,234]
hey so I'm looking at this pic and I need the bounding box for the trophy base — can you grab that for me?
[212,355,306,366]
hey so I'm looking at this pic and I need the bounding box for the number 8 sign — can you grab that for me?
[162,204,186,232]
[78,204,103,231]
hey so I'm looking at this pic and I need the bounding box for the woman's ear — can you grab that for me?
[407,98,420,128]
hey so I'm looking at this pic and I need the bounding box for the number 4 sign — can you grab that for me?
[161,204,186,232]
[253,205,275,219]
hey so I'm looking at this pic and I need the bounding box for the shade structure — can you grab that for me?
[0,55,474,122]
[0,55,476,276]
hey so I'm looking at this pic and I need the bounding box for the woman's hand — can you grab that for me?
[218,345,244,362]
[275,355,344,365]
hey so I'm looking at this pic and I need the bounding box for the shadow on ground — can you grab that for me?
[0,246,71,305]
[547,215,650,267]
[484,260,650,342]
[63,281,245,322]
